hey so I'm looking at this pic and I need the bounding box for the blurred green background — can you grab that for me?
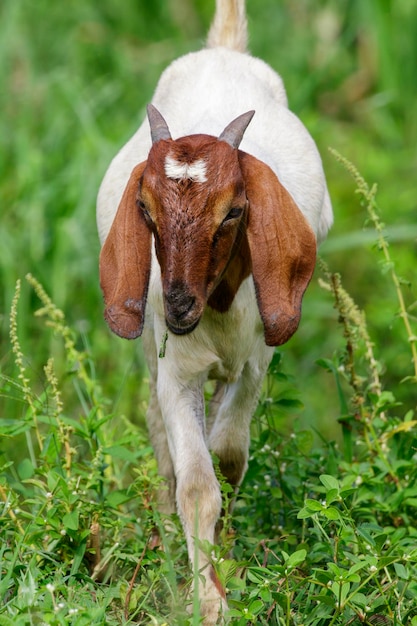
[1,0,416,439]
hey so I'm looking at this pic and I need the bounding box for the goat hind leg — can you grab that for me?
[208,356,272,539]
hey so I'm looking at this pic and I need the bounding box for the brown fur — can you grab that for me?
[99,162,151,339]
[99,134,317,345]
[239,151,317,345]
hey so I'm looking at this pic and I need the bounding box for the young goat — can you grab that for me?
[98,0,333,622]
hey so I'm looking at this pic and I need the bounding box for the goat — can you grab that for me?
[97,0,333,622]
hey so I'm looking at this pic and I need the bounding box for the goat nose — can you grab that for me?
[165,286,196,320]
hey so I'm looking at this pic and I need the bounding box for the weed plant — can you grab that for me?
[1,161,417,625]
[2,0,417,432]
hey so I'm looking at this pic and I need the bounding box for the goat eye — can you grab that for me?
[223,207,243,222]
[137,198,153,222]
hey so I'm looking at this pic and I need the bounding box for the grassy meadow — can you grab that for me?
[1,0,417,623]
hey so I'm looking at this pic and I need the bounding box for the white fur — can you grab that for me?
[164,155,208,183]
[97,1,333,622]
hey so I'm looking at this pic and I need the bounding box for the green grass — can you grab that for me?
[1,0,417,623]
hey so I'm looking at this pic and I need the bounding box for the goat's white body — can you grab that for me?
[97,18,332,624]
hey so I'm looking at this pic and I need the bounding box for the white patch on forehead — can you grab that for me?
[164,155,207,183]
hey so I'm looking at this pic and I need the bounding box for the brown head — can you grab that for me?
[99,105,317,345]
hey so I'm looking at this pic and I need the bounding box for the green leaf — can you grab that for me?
[70,540,87,575]
[323,506,341,520]
[394,562,409,580]
[348,561,369,576]
[297,506,314,519]
[327,563,342,577]
[320,474,339,492]
[346,573,361,583]
[217,559,238,585]
[326,488,340,505]
[330,581,350,605]
[102,445,138,462]
[357,525,376,547]
[304,499,324,512]
[17,458,34,480]
[349,591,368,609]
[259,586,272,602]
[63,510,79,531]
[285,549,307,569]
[248,599,264,615]
[105,490,132,508]
[247,569,267,584]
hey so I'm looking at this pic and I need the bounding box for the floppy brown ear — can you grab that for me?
[99,161,151,339]
[239,151,317,346]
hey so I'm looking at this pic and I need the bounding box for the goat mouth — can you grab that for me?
[165,317,201,335]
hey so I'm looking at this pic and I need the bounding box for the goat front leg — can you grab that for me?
[143,328,176,516]
[157,362,226,624]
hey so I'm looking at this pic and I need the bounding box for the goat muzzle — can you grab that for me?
[164,283,202,335]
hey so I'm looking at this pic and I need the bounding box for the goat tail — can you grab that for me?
[206,0,248,53]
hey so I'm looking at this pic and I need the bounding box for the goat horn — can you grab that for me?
[218,110,255,149]
[147,104,172,143]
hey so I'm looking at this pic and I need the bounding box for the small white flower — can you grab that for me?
[60,529,66,536]
[369,565,377,573]
[46,492,53,499]
[46,583,55,593]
